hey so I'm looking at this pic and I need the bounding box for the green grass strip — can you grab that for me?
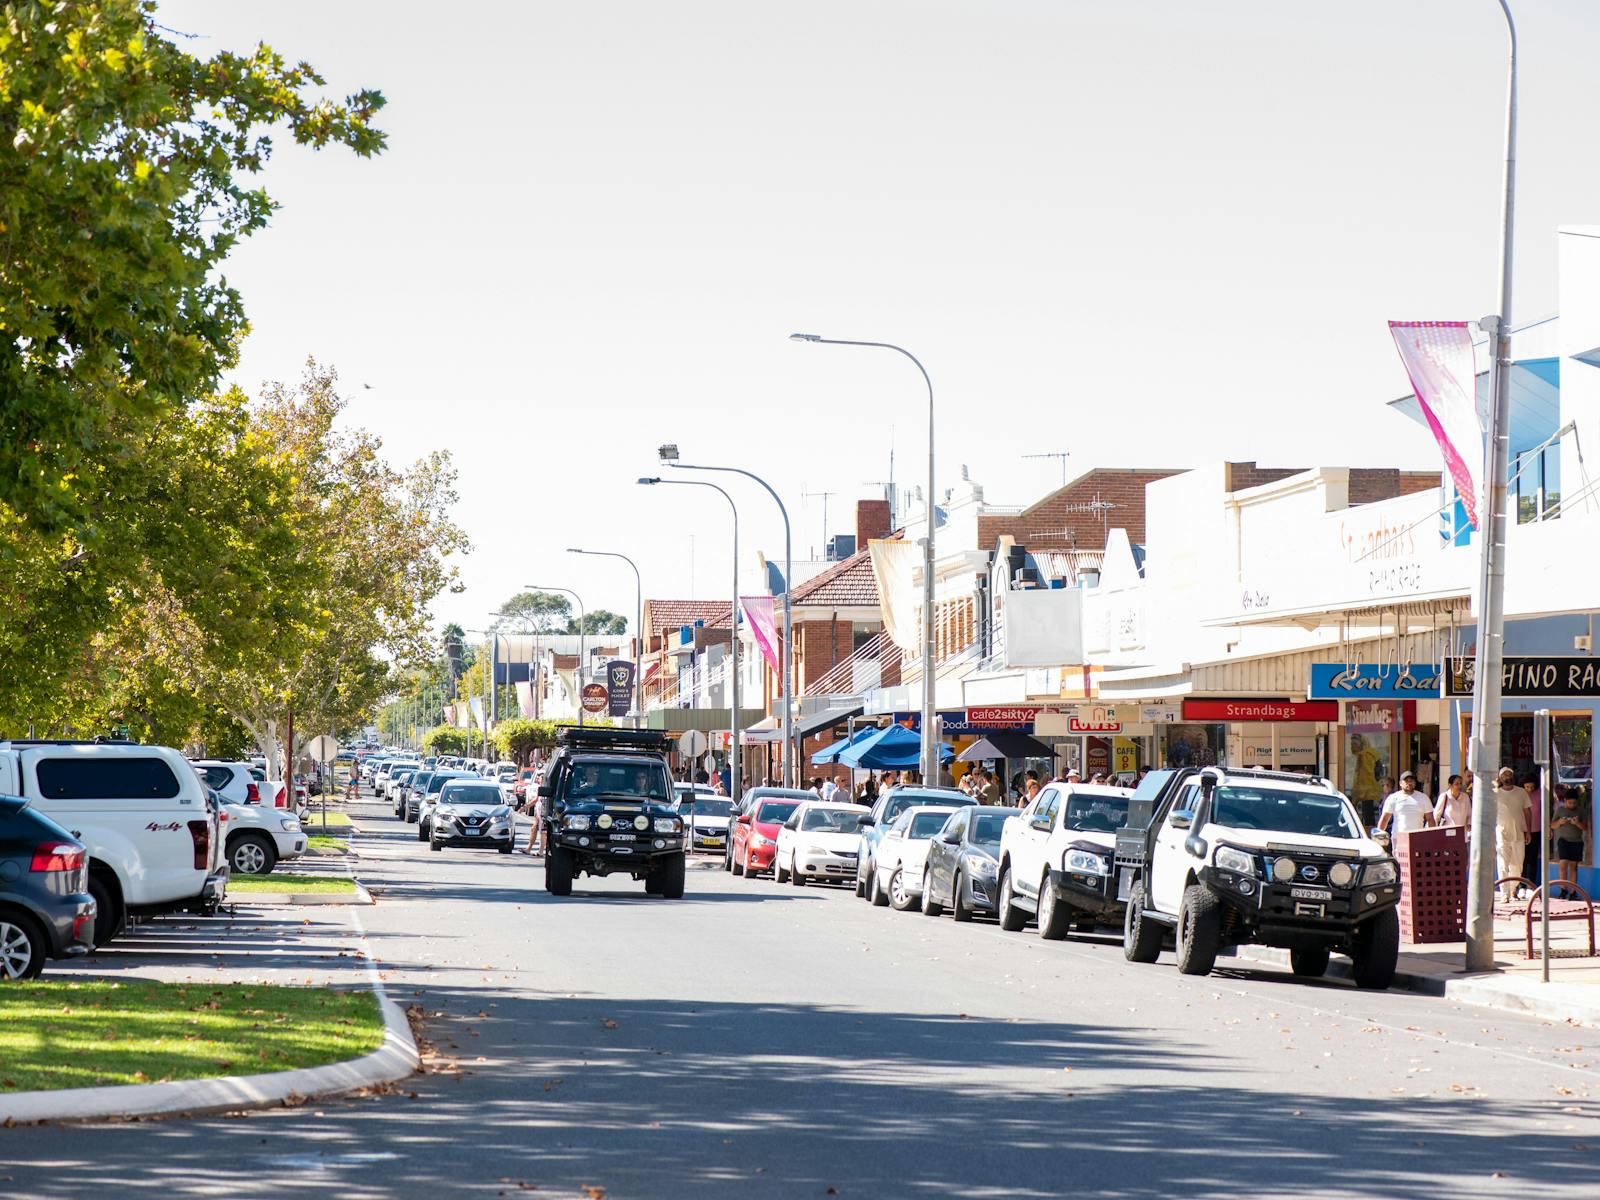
[301,811,353,829]
[229,874,357,894]
[305,836,349,853]
[0,981,383,1092]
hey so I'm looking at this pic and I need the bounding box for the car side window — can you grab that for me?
[36,757,183,800]
[946,809,966,840]
[1165,783,1201,829]
[1031,788,1056,832]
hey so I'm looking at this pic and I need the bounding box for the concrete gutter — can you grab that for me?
[1232,944,1600,1028]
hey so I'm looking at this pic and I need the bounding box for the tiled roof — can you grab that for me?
[644,599,733,636]
[791,547,879,607]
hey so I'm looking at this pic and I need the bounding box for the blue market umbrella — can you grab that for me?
[811,726,878,766]
[838,723,955,771]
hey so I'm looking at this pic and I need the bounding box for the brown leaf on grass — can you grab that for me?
[585,1188,607,1199]
[600,1018,618,1030]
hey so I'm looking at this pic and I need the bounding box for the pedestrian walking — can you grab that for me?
[1378,771,1435,839]
[820,776,840,803]
[524,767,546,856]
[978,768,1000,806]
[1552,786,1589,897]
[1432,774,1470,829]
[1523,775,1545,890]
[1493,767,1531,899]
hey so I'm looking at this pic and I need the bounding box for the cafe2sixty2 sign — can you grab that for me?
[1309,663,1442,700]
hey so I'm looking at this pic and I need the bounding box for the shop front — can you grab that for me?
[1180,698,1336,779]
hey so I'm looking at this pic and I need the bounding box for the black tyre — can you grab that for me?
[869,866,891,908]
[87,872,123,947]
[889,869,915,911]
[545,846,575,896]
[1123,881,1163,963]
[429,835,443,852]
[792,856,807,886]
[1175,883,1222,976]
[775,857,790,884]
[658,853,686,899]
[1037,873,1071,940]
[1290,946,1331,978]
[228,833,277,876]
[997,867,1027,931]
[855,858,871,899]
[417,820,429,842]
[921,869,943,917]
[498,841,513,854]
[0,909,46,981]
[1349,907,1400,990]
[731,848,745,877]
[644,873,663,895]
[951,871,973,922]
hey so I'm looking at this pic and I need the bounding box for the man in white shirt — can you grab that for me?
[820,777,840,803]
[1379,771,1436,839]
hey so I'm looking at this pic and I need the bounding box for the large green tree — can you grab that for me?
[0,0,385,530]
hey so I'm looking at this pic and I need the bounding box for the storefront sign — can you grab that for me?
[1345,700,1409,734]
[965,705,1042,728]
[581,683,609,714]
[1139,703,1183,724]
[1443,656,1600,699]
[1308,663,1442,700]
[1183,699,1338,723]
[1234,734,1319,767]
[894,711,1010,735]
[1064,704,1120,734]
[1113,737,1140,774]
[605,660,636,717]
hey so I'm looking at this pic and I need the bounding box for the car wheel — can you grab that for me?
[417,821,428,842]
[1175,883,1222,976]
[658,853,686,899]
[228,833,276,876]
[792,854,806,886]
[545,847,575,896]
[0,910,46,981]
[889,869,915,911]
[869,866,891,908]
[775,857,790,884]
[1349,908,1400,990]
[1122,881,1163,963]
[855,859,870,899]
[997,867,1028,932]
[498,841,513,855]
[951,870,973,922]
[1037,872,1071,940]
[731,846,745,877]
[921,869,943,917]
[1290,946,1331,978]
[87,872,123,947]
[644,872,663,895]
[429,835,443,852]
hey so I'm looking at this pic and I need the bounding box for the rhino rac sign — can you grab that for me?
[1443,656,1600,699]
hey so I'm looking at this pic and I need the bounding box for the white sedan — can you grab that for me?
[775,801,869,885]
[871,805,962,910]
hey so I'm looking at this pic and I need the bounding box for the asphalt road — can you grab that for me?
[5,798,1600,1199]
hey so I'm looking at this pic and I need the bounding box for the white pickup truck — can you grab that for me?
[0,741,229,945]
[996,784,1133,938]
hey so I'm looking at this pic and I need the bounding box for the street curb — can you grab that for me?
[0,988,418,1125]
[1231,944,1600,1028]
[229,885,374,906]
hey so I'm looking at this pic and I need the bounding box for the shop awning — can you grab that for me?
[838,723,955,770]
[957,732,1056,762]
[811,725,879,765]
[744,704,864,744]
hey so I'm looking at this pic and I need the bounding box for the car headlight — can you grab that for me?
[634,814,650,831]
[1065,848,1109,876]
[749,832,772,847]
[279,817,301,832]
[1328,861,1356,888]
[969,856,998,879]
[653,817,679,834]
[596,813,613,829]
[1215,846,1256,876]
[565,814,592,831]
[1362,860,1398,886]
[1270,856,1297,883]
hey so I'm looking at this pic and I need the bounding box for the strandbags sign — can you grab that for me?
[1443,656,1600,699]
[1309,663,1442,700]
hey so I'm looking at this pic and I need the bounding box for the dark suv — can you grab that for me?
[539,727,685,898]
[1,795,96,980]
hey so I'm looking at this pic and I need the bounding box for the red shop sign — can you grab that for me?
[1182,699,1337,723]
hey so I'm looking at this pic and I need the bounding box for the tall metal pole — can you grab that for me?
[1465,0,1518,973]
[639,477,742,806]
[567,549,645,726]
[526,585,587,726]
[661,457,795,788]
[791,334,937,784]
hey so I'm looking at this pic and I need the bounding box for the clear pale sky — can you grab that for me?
[158,0,1600,633]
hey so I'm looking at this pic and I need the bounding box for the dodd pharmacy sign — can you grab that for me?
[1443,655,1600,699]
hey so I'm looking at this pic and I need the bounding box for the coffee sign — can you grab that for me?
[1309,663,1441,700]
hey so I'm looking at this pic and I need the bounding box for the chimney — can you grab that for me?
[856,498,891,545]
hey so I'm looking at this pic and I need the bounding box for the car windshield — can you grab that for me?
[882,795,949,823]
[969,811,1010,845]
[756,800,800,823]
[1211,786,1359,839]
[802,808,864,833]
[427,773,470,794]
[1065,794,1130,833]
[907,811,950,839]
[689,797,734,817]
[568,761,670,801]
[440,785,502,807]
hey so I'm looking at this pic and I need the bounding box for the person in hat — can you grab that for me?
[1379,771,1435,841]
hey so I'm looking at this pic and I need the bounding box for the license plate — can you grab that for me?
[462,828,479,835]
[610,833,636,842]
[1291,886,1331,901]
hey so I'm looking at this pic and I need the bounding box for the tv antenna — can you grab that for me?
[1024,450,1071,488]
[1050,492,1119,537]
[802,486,838,557]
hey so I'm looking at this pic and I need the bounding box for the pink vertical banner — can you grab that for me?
[740,595,781,676]
[1388,321,1484,528]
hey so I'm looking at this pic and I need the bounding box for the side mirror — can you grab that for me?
[737,814,751,825]
[1169,809,1194,830]
[859,815,876,828]
[942,831,961,844]
[537,783,553,799]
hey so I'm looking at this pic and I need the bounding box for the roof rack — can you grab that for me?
[0,738,137,747]
[554,726,672,754]
[1203,764,1335,791]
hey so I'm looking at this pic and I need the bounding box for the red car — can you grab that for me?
[731,791,808,877]
[513,768,537,802]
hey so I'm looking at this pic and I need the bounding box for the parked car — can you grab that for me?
[191,760,264,806]
[775,801,869,885]
[921,805,1012,920]
[414,771,475,830]
[0,796,95,980]
[854,786,974,900]
[377,760,420,799]
[678,793,735,856]
[996,783,1132,938]
[870,805,962,910]
[0,740,229,946]
[513,767,538,803]
[217,791,306,876]
[398,769,435,818]
[726,787,810,872]
[429,779,515,854]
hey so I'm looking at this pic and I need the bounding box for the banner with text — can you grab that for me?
[1388,321,1483,529]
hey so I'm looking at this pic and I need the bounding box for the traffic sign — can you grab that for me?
[307,735,339,761]
[678,729,708,757]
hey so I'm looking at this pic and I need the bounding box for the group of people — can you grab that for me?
[1376,767,1591,898]
[801,763,1151,810]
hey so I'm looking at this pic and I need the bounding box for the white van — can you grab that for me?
[0,741,229,945]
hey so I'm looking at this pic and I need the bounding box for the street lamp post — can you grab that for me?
[1465,0,1521,973]
[792,332,939,785]
[567,548,645,727]
[656,445,796,788]
[638,476,742,805]
[525,585,589,726]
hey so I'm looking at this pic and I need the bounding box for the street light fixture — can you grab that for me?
[791,331,940,785]
[638,476,742,805]
[567,547,644,725]
[656,443,797,788]
[524,584,589,726]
